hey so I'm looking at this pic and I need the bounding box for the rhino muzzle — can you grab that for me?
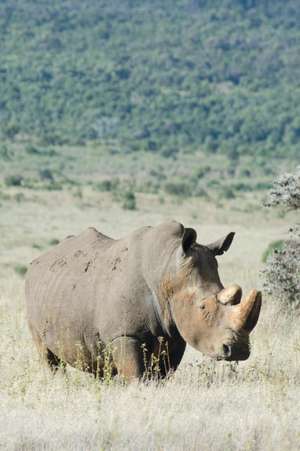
[221,289,262,361]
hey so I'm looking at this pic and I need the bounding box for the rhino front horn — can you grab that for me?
[234,289,262,333]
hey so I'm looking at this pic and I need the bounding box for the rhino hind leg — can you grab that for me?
[46,348,66,373]
[28,322,66,373]
[111,336,145,381]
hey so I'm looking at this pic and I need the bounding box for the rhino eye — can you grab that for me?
[199,303,205,310]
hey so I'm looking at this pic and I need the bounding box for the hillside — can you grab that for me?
[0,0,300,193]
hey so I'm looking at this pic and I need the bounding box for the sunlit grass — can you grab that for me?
[0,189,299,450]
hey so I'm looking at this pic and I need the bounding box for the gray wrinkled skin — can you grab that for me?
[25,221,261,380]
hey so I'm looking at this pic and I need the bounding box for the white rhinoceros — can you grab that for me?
[25,221,261,380]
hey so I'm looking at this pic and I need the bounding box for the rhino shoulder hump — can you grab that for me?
[79,227,112,242]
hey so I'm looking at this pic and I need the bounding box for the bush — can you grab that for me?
[39,168,54,181]
[25,145,57,157]
[161,147,178,159]
[164,181,191,197]
[262,240,284,263]
[232,182,252,192]
[122,191,137,210]
[221,187,236,199]
[195,166,211,179]
[14,264,27,277]
[32,243,43,250]
[264,169,300,210]
[254,182,272,191]
[4,175,23,187]
[262,167,300,308]
[95,179,120,192]
[48,238,60,246]
[262,228,300,308]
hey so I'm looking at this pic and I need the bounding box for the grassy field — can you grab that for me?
[0,187,299,450]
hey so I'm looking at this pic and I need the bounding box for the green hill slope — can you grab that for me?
[0,0,299,177]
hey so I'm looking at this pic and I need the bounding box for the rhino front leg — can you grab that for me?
[111,337,145,381]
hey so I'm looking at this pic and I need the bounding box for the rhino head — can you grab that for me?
[156,223,262,361]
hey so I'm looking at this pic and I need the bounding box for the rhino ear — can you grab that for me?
[207,232,235,256]
[182,228,197,253]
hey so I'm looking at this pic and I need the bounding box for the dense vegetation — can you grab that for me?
[0,0,300,165]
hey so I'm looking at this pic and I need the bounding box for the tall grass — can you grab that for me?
[0,275,299,451]
[0,189,299,450]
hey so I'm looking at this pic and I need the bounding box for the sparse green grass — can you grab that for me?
[1,140,295,202]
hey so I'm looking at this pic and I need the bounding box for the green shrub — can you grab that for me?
[221,187,236,199]
[241,169,251,177]
[25,145,57,157]
[96,180,113,192]
[48,238,60,246]
[254,182,272,191]
[122,191,137,210]
[25,145,41,155]
[14,264,27,277]
[195,166,211,179]
[4,175,23,187]
[232,182,252,192]
[207,179,221,189]
[39,169,54,181]
[32,243,43,250]
[164,181,191,197]
[161,147,178,159]
[95,178,120,192]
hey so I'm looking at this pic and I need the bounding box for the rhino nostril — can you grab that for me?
[223,344,231,357]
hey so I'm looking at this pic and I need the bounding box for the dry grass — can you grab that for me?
[0,188,299,450]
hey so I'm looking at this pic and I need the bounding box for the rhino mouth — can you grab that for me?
[221,343,250,361]
[219,330,251,361]
[213,289,261,362]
